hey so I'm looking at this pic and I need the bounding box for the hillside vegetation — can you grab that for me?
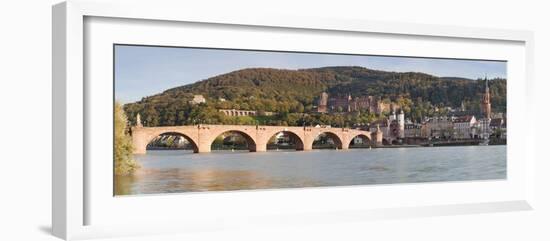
[123,66,506,127]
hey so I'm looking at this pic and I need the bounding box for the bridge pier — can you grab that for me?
[341,143,349,150]
[134,145,147,154]
[254,144,267,152]
[302,142,313,151]
[131,127,149,154]
[197,142,211,153]
[371,130,383,147]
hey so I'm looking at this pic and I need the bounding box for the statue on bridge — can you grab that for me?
[136,113,143,128]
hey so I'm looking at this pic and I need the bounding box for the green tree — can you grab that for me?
[115,102,140,175]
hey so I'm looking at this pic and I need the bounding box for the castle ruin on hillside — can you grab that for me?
[316,92,391,114]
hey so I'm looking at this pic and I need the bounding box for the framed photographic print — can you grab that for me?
[53,0,535,240]
[114,44,507,195]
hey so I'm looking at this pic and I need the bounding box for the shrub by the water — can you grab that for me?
[114,102,140,175]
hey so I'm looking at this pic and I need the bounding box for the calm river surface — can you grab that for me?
[115,145,506,195]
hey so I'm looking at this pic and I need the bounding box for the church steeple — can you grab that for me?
[480,76,491,119]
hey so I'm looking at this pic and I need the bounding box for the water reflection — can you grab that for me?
[114,174,137,195]
[115,145,506,195]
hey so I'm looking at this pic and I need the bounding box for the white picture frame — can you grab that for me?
[52,0,535,240]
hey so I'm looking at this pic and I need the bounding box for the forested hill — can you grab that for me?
[123,66,506,126]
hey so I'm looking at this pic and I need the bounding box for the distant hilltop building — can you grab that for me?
[190,94,206,104]
[316,92,391,114]
[480,77,491,119]
[219,109,275,117]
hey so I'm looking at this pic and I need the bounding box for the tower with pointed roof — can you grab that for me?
[480,77,491,119]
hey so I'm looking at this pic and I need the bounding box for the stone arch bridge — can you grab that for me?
[131,124,383,154]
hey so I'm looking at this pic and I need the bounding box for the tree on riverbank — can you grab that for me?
[115,102,140,175]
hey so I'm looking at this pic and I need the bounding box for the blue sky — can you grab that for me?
[115,45,507,103]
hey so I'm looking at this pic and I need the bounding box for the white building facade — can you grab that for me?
[453,115,477,139]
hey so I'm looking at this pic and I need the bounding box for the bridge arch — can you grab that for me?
[266,130,305,151]
[311,131,343,150]
[349,133,371,148]
[210,130,258,152]
[145,131,199,153]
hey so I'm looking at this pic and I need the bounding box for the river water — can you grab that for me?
[114,145,506,195]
